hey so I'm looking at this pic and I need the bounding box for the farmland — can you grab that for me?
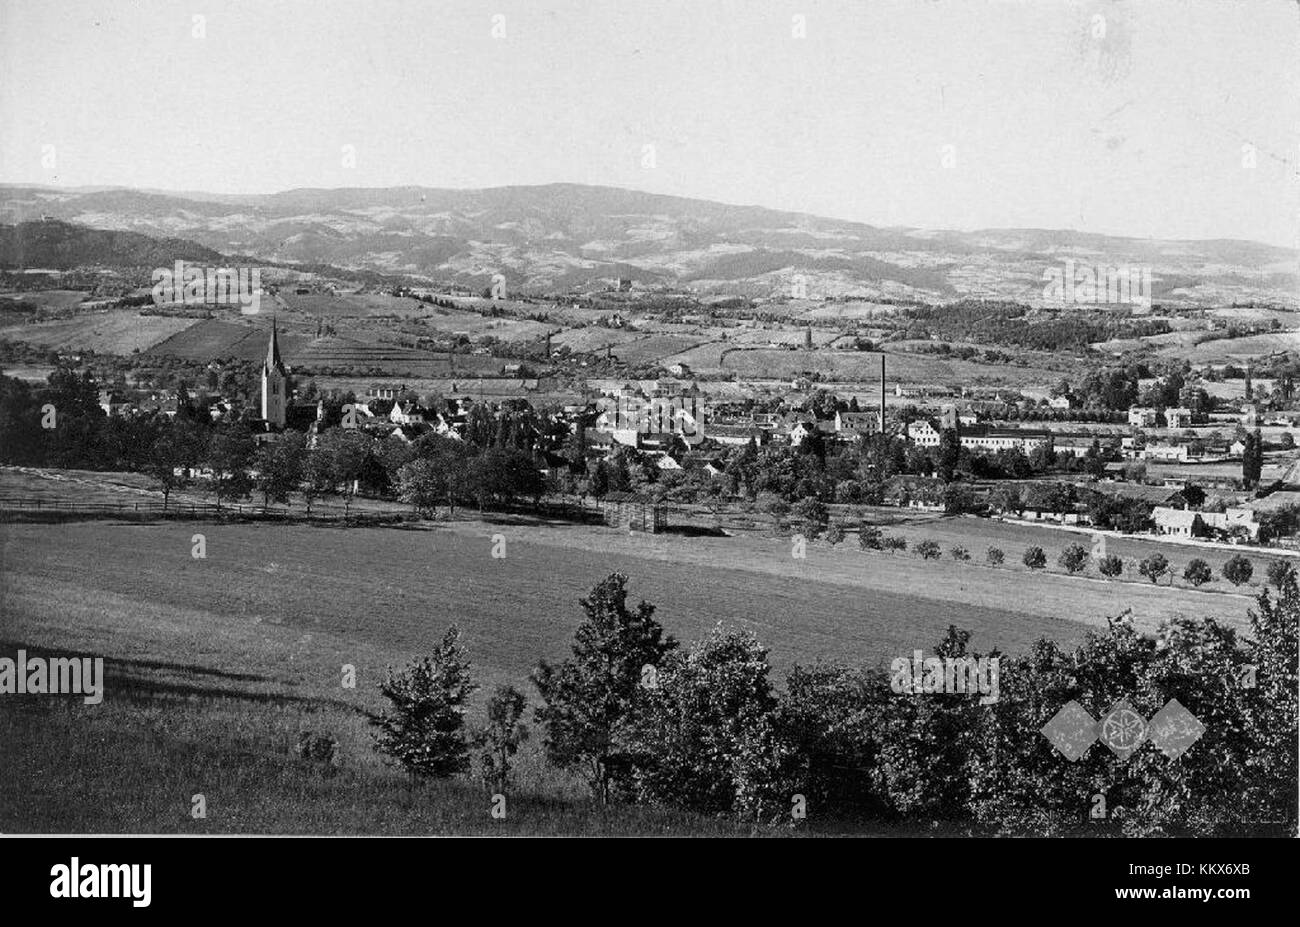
[0,310,195,354]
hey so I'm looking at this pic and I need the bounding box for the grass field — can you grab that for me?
[0,470,1271,833]
[0,515,1069,834]
[0,310,196,354]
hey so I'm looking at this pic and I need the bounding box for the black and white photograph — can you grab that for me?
[0,0,1296,907]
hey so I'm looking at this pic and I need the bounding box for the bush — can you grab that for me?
[1023,546,1046,569]
[950,545,970,561]
[1266,560,1296,590]
[1098,554,1124,577]
[915,540,942,560]
[476,685,529,793]
[882,535,908,552]
[627,625,782,821]
[1058,543,1089,574]
[1223,554,1254,586]
[1139,552,1170,584]
[825,522,847,545]
[859,524,883,550]
[371,626,478,780]
[1183,558,1213,587]
[986,546,1004,566]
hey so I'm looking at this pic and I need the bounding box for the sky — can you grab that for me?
[1,0,1298,247]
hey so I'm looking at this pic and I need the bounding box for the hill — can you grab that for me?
[2,183,1294,305]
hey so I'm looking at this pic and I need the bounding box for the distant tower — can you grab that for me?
[261,318,289,428]
[804,327,813,350]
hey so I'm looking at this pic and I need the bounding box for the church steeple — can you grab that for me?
[266,316,286,375]
[261,317,289,428]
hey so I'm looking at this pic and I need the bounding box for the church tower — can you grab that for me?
[261,318,289,428]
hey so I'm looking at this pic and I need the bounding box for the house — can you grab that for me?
[958,425,1052,455]
[705,424,768,447]
[789,421,822,445]
[97,390,132,417]
[834,410,882,440]
[1152,506,1204,538]
[667,362,692,378]
[1128,407,1159,428]
[1048,395,1072,410]
[600,492,664,533]
[907,420,941,447]
[1143,442,1190,462]
[1164,407,1193,429]
[1200,507,1260,542]
[389,400,428,426]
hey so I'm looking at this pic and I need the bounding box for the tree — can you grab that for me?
[144,432,185,510]
[300,443,335,514]
[824,522,846,545]
[1098,554,1124,577]
[1139,552,1170,584]
[253,431,304,512]
[937,427,960,482]
[1058,543,1089,574]
[1242,429,1264,488]
[882,535,907,552]
[397,458,446,517]
[986,546,1004,566]
[371,626,477,780]
[207,427,254,510]
[531,573,678,804]
[1023,546,1046,569]
[1183,558,1213,587]
[325,429,369,516]
[915,540,941,560]
[476,685,529,793]
[1266,560,1296,590]
[1223,554,1254,587]
[950,546,970,561]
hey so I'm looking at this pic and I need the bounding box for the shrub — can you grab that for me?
[1023,546,1046,569]
[882,535,908,552]
[1183,558,1213,587]
[476,685,529,793]
[986,546,1005,566]
[915,540,942,560]
[1139,553,1169,584]
[1058,543,1089,574]
[859,524,883,550]
[1098,554,1124,577]
[1266,560,1296,590]
[950,546,970,561]
[627,625,781,820]
[372,625,477,780]
[825,522,847,545]
[1223,554,1253,586]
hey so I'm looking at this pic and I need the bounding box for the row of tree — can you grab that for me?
[371,572,1297,835]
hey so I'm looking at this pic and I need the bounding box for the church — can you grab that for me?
[261,318,290,428]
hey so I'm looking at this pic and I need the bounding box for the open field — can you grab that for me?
[0,289,91,311]
[0,310,195,354]
[718,348,1066,385]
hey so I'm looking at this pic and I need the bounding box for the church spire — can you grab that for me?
[266,316,285,373]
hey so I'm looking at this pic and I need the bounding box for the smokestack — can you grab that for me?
[880,353,886,434]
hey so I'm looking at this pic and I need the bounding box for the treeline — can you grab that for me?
[0,370,548,514]
[370,572,1297,835]
[898,300,1172,353]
